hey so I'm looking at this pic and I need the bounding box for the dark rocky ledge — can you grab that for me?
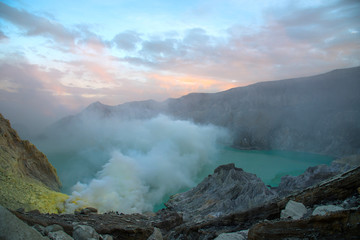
[8,163,360,240]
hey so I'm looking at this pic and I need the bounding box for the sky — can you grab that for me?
[0,0,359,136]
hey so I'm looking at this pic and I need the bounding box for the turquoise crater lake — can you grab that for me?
[154,148,334,211]
[214,148,334,186]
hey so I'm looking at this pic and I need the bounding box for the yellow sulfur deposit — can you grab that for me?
[0,170,69,213]
[0,113,69,213]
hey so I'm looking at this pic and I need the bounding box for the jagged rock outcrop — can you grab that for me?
[0,113,68,213]
[165,163,277,223]
[275,154,360,197]
[248,208,360,240]
[165,165,360,239]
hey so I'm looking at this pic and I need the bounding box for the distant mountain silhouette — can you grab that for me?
[48,66,360,156]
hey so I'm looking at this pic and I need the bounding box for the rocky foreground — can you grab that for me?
[2,160,359,240]
[1,112,360,239]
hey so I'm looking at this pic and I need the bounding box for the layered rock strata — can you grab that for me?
[165,163,277,223]
[0,113,68,213]
[165,165,360,239]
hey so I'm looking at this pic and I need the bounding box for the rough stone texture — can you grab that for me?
[0,113,61,191]
[248,208,360,240]
[276,155,360,197]
[8,165,360,240]
[48,230,73,240]
[0,205,48,240]
[214,230,248,240]
[147,228,163,240]
[151,209,183,231]
[0,113,68,213]
[79,207,98,215]
[101,235,113,240]
[165,166,360,239]
[280,200,307,220]
[165,164,277,222]
[12,211,157,240]
[45,224,64,235]
[72,225,99,240]
[34,224,46,236]
[312,205,344,216]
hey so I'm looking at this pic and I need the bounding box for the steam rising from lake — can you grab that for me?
[38,114,230,213]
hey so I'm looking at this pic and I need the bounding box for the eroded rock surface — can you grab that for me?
[248,208,360,240]
[165,166,360,239]
[276,156,360,197]
[165,163,277,223]
[280,200,307,220]
[11,210,175,240]
[0,113,61,191]
[0,113,68,213]
[0,205,48,240]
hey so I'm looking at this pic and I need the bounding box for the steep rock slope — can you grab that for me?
[165,66,360,155]
[165,163,277,223]
[0,113,68,213]
[48,66,360,156]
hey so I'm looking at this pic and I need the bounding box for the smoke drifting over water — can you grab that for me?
[36,114,230,213]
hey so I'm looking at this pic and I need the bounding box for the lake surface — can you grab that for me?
[214,148,334,186]
[153,148,334,211]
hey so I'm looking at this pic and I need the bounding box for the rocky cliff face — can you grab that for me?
[165,164,277,223]
[165,66,360,156]
[48,66,360,156]
[0,113,68,213]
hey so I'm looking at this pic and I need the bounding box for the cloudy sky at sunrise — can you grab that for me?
[0,0,359,135]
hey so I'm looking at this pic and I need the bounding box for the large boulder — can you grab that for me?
[165,163,277,222]
[312,205,344,216]
[0,205,48,240]
[280,200,307,220]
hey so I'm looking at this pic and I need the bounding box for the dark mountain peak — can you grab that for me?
[82,101,113,117]
[85,101,107,110]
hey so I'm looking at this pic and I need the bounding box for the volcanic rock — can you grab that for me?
[0,205,48,240]
[165,163,277,223]
[280,200,307,220]
[0,113,61,191]
[45,224,64,235]
[146,228,163,240]
[276,155,360,197]
[48,230,73,240]
[166,166,360,239]
[12,211,156,240]
[73,224,99,240]
[214,230,248,240]
[0,113,68,213]
[248,208,360,240]
[312,205,344,216]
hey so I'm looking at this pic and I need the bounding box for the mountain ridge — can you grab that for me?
[49,66,360,156]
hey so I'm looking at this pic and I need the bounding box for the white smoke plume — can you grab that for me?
[44,114,230,213]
